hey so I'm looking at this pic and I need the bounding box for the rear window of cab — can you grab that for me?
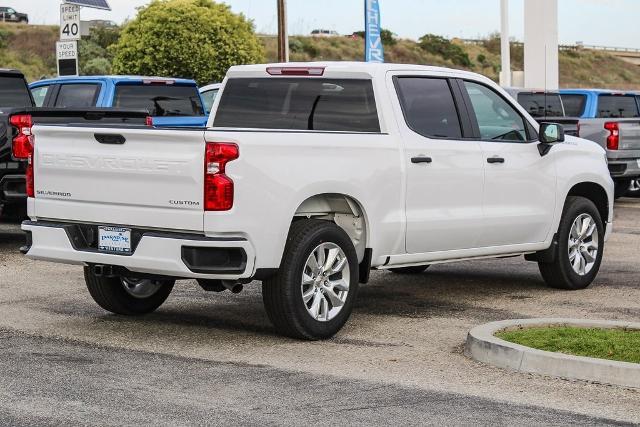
[596,95,640,118]
[213,78,380,133]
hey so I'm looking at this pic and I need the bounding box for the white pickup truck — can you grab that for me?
[22,62,614,340]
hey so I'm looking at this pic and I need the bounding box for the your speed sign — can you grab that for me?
[60,4,81,41]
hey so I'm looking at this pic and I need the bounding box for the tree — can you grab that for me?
[418,34,472,68]
[111,0,264,85]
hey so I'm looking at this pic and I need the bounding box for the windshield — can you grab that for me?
[113,84,204,117]
[517,93,564,118]
[0,75,32,108]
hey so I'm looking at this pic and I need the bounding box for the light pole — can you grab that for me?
[500,0,511,87]
[277,0,289,62]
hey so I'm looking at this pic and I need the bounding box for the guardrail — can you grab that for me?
[459,38,640,55]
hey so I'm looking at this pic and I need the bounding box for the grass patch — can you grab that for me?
[496,327,640,364]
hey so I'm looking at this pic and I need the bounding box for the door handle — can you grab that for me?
[487,156,505,164]
[94,133,126,145]
[411,156,433,164]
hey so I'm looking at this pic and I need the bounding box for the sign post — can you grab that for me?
[364,0,384,63]
[56,40,78,76]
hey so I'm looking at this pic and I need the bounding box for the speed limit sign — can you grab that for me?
[60,4,81,41]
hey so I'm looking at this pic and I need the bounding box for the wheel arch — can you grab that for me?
[566,182,609,225]
[293,193,369,263]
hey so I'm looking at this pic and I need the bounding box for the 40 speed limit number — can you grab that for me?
[60,4,81,41]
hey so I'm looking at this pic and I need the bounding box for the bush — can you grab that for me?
[418,34,472,67]
[352,29,397,46]
[111,0,264,85]
[82,57,112,75]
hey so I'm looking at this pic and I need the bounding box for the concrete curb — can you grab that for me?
[464,318,640,389]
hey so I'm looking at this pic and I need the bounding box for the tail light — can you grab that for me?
[10,114,34,197]
[145,116,154,126]
[604,122,619,150]
[204,142,239,211]
[10,114,33,159]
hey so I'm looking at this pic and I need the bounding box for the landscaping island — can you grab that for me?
[497,327,640,364]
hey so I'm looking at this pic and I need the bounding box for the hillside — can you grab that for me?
[3,22,639,90]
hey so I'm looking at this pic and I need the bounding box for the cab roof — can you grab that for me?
[30,75,198,87]
[227,61,490,82]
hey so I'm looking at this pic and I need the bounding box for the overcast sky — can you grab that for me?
[7,0,640,48]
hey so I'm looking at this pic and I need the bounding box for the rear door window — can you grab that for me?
[30,85,50,107]
[560,94,587,117]
[201,88,219,113]
[214,78,380,132]
[597,95,640,118]
[54,84,100,108]
[394,77,462,139]
[517,93,564,118]
[114,84,204,117]
[0,75,33,108]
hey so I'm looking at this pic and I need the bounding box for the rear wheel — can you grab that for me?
[627,179,640,198]
[262,220,359,340]
[538,197,604,290]
[84,267,175,315]
[614,179,631,199]
[389,265,430,275]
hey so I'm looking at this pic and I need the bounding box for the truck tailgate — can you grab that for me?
[32,125,206,231]
[618,121,640,151]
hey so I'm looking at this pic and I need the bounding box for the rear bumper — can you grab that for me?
[608,158,640,179]
[0,174,26,203]
[22,221,256,280]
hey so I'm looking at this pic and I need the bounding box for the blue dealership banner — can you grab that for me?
[365,0,384,63]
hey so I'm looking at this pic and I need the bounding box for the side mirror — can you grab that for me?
[539,122,565,144]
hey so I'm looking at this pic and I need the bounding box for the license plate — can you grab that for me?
[98,226,132,253]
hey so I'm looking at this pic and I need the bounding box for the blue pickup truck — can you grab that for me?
[29,76,207,127]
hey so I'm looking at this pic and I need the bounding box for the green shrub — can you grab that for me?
[418,34,472,67]
[111,0,264,85]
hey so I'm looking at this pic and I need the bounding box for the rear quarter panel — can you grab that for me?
[202,130,405,269]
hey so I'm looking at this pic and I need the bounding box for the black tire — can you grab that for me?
[627,179,640,198]
[389,265,430,275]
[262,220,359,340]
[614,179,631,200]
[538,196,604,290]
[84,267,175,315]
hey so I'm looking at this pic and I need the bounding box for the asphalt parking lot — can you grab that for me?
[1,199,639,425]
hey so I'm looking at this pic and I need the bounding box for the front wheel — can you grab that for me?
[538,196,604,290]
[262,220,359,340]
[84,267,175,315]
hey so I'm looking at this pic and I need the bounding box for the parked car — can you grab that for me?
[311,29,339,37]
[21,62,613,340]
[0,7,27,24]
[0,69,35,219]
[504,88,579,136]
[29,76,207,127]
[199,83,221,114]
[559,89,640,198]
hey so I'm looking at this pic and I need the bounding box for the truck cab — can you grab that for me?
[29,76,207,128]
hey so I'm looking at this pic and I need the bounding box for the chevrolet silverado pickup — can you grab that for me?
[22,63,614,340]
[30,76,207,128]
[559,89,640,197]
[0,69,36,219]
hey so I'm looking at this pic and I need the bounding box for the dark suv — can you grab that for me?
[0,7,28,24]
